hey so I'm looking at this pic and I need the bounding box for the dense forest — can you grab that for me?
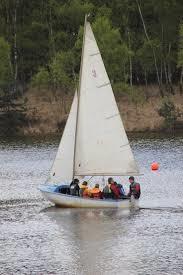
[0,0,183,134]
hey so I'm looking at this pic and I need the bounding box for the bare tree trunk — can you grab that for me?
[144,69,148,87]
[4,0,13,77]
[179,67,183,94]
[160,24,163,85]
[164,61,168,85]
[167,43,174,95]
[13,0,18,93]
[127,29,133,86]
[123,63,126,83]
[49,4,55,57]
[136,0,164,97]
[144,69,148,100]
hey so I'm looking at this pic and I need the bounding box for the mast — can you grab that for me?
[72,15,88,180]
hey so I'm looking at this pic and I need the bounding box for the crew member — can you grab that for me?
[128,176,141,199]
[110,180,121,199]
[103,178,112,199]
[79,181,88,197]
[90,184,103,199]
[70,178,80,196]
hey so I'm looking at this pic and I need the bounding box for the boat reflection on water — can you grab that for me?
[41,206,140,274]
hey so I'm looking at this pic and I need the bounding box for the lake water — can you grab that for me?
[0,134,183,275]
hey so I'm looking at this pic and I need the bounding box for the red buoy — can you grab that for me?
[151,162,159,171]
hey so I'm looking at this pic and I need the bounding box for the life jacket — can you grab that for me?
[135,183,140,192]
[79,184,88,197]
[83,188,91,198]
[110,183,120,199]
[90,188,102,199]
[130,182,141,199]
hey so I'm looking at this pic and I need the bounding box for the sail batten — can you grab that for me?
[74,21,140,176]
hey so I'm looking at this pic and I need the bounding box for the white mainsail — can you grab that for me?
[49,92,77,183]
[74,21,139,176]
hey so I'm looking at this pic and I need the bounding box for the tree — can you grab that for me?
[1,0,183,96]
[49,50,75,92]
[31,67,50,89]
[0,38,26,136]
[177,22,183,94]
[75,16,131,85]
[136,0,164,97]
[0,37,12,91]
[158,98,181,131]
[136,38,161,86]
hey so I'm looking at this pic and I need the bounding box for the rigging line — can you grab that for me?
[87,176,94,182]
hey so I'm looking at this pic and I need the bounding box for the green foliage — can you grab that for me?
[0,0,183,93]
[113,82,146,104]
[31,68,50,89]
[49,50,75,92]
[136,39,161,73]
[0,37,12,90]
[76,16,131,83]
[18,21,50,79]
[177,23,183,68]
[158,98,180,130]
[31,50,76,92]
[58,0,94,34]
[0,92,27,136]
[93,16,131,83]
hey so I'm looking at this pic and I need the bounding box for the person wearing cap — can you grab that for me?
[70,178,80,196]
[80,181,90,197]
[127,176,141,199]
[90,183,103,199]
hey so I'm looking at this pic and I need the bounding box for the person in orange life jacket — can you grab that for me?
[83,185,91,198]
[128,176,141,199]
[80,181,91,198]
[108,178,120,199]
[90,183,103,199]
[70,178,80,196]
[79,181,88,197]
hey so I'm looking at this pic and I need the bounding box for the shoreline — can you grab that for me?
[1,86,182,136]
[1,130,183,141]
[21,86,183,136]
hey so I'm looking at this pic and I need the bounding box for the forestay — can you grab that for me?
[49,92,77,183]
[74,21,139,176]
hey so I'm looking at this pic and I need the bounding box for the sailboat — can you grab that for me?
[39,16,140,208]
